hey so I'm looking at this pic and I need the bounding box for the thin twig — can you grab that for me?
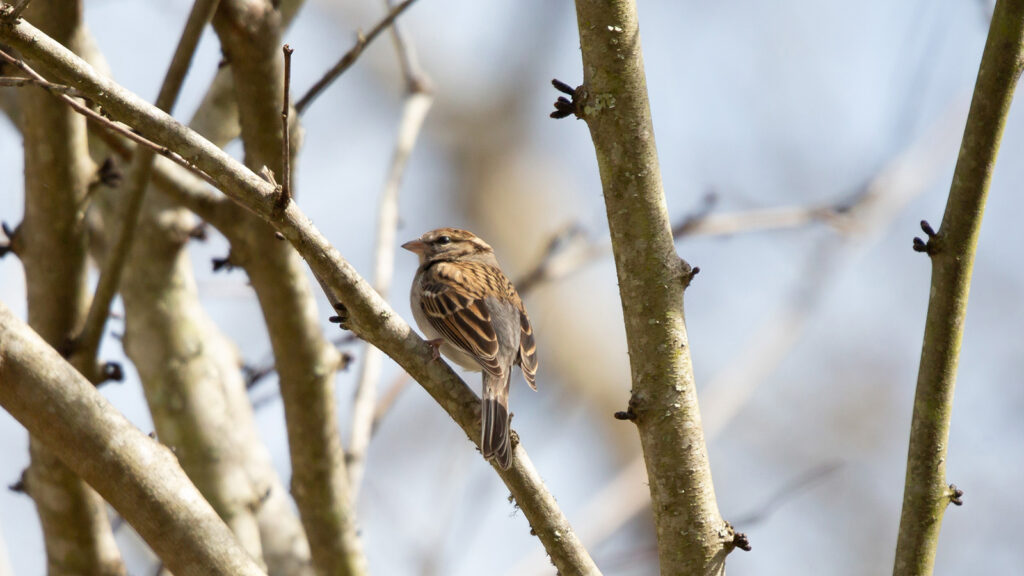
[71,0,221,379]
[0,76,87,97]
[347,0,432,501]
[294,0,420,114]
[369,372,410,436]
[277,44,293,211]
[732,462,843,526]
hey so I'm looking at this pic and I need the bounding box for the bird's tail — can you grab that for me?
[482,371,512,469]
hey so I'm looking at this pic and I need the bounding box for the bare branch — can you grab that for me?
[569,1,732,570]
[894,0,1024,573]
[0,303,267,576]
[294,0,420,114]
[0,18,599,573]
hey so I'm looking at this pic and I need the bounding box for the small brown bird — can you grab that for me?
[403,228,538,469]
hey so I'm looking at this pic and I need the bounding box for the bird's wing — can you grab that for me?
[517,307,538,390]
[420,262,504,377]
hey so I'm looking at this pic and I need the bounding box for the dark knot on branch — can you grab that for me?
[550,78,585,120]
[912,220,938,255]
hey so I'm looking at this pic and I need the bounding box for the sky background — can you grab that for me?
[1,0,1023,574]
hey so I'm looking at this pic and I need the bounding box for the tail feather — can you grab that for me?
[482,372,512,469]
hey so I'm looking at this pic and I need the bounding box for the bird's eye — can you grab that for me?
[436,235,451,245]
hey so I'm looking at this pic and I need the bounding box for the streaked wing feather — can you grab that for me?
[421,267,503,376]
[518,310,538,390]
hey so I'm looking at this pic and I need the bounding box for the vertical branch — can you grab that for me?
[211,1,367,573]
[893,1,1024,574]
[278,44,293,209]
[11,1,124,573]
[347,0,433,501]
[567,0,738,572]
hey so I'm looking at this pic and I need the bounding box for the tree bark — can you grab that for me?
[893,1,1024,574]
[0,18,600,574]
[15,2,124,573]
[0,303,267,576]
[570,0,736,573]
[211,2,368,574]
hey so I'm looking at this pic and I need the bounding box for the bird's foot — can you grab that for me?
[426,338,444,361]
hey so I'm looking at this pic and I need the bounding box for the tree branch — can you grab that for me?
[0,16,599,573]
[0,302,267,576]
[893,1,1024,574]
[7,1,124,572]
[210,2,366,573]
[569,0,735,572]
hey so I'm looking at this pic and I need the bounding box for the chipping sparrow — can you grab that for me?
[403,228,538,469]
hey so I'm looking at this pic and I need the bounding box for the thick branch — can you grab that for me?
[893,1,1024,574]
[571,0,732,572]
[211,2,366,573]
[0,303,267,576]
[0,16,599,574]
[11,1,123,573]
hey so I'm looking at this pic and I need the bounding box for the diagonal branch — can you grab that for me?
[893,1,1024,574]
[0,303,267,576]
[0,15,600,574]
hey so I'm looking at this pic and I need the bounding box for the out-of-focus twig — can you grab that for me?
[348,0,432,501]
[294,0,420,114]
[732,462,843,526]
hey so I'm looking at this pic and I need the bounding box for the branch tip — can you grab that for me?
[948,484,964,506]
[277,43,294,213]
[100,362,125,384]
[7,470,26,494]
[550,78,584,120]
[188,222,208,241]
[613,409,637,421]
[0,220,15,258]
[680,259,700,288]
[919,219,937,238]
[731,531,752,552]
[913,219,939,255]
[211,255,235,272]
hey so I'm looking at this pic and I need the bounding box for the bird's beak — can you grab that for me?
[401,239,427,254]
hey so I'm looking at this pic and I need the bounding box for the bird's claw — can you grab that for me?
[426,338,444,361]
